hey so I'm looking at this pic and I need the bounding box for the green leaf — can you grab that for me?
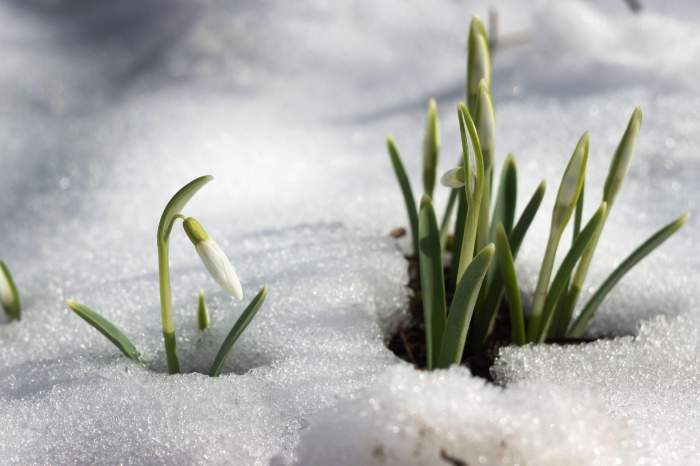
[0,261,21,321]
[209,286,268,377]
[197,291,210,330]
[494,225,525,345]
[418,196,447,369]
[436,244,494,369]
[455,103,485,281]
[66,299,142,363]
[466,180,546,350]
[489,155,518,242]
[422,99,440,198]
[568,212,688,337]
[450,190,468,291]
[387,137,419,255]
[533,203,607,343]
[603,107,642,205]
[529,138,588,340]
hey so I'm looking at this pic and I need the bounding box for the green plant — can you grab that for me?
[67,176,268,376]
[0,261,21,321]
[387,16,687,369]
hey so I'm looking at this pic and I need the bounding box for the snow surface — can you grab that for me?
[0,0,698,465]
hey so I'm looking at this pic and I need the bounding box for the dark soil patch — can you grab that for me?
[387,251,596,383]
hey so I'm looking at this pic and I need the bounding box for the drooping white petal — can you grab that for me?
[195,239,243,300]
[440,167,465,188]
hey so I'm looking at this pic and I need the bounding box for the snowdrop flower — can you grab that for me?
[183,217,243,300]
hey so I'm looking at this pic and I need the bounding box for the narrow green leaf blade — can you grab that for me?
[490,155,518,241]
[466,180,545,350]
[569,212,688,337]
[209,286,268,377]
[66,299,142,362]
[422,99,440,198]
[495,225,526,345]
[418,196,448,369]
[437,244,494,368]
[387,137,419,255]
[534,203,607,342]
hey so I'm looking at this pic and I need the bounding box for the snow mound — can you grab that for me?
[494,313,700,465]
[294,365,641,466]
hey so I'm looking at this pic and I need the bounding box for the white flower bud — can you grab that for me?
[183,218,243,300]
[440,167,465,188]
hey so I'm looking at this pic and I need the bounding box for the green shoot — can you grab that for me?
[533,203,607,342]
[387,137,419,255]
[475,80,496,251]
[527,134,588,341]
[418,196,448,369]
[197,291,210,330]
[66,299,143,363]
[0,261,21,321]
[157,175,213,374]
[209,286,268,377]
[558,108,643,331]
[455,103,485,281]
[568,213,688,337]
[494,225,525,345]
[422,99,440,198]
[467,180,546,349]
[436,244,494,369]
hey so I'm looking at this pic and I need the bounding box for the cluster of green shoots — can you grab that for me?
[65,175,268,377]
[387,17,687,370]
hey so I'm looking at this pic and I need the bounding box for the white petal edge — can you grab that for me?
[195,239,243,300]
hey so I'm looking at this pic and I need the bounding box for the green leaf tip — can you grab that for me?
[387,136,419,255]
[553,133,588,229]
[67,299,143,363]
[209,285,268,377]
[603,107,643,205]
[197,291,210,330]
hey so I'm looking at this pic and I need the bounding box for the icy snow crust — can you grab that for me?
[0,0,698,465]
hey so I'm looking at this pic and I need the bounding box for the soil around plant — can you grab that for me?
[387,245,597,383]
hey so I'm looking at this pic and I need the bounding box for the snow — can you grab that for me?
[0,0,698,465]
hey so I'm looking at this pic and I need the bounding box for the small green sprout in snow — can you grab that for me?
[0,261,21,321]
[197,291,210,331]
[386,15,687,370]
[67,175,268,376]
